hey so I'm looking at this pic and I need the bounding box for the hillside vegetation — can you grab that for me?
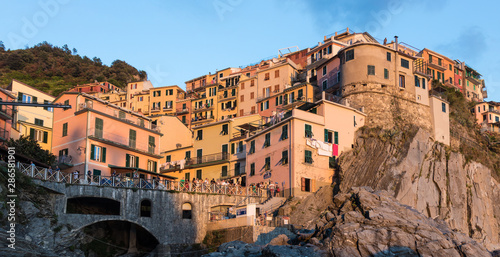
[0,41,146,96]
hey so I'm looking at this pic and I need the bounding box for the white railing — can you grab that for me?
[16,162,263,197]
[88,128,157,155]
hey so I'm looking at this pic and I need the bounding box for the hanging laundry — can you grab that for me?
[333,144,339,156]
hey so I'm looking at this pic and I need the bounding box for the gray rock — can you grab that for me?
[268,234,289,246]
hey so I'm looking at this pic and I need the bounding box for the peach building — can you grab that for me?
[473,102,500,133]
[127,81,154,114]
[246,99,366,196]
[52,92,173,180]
[238,76,258,117]
[149,85,184,117]
[69,81,121,94]
[7,80,55,151]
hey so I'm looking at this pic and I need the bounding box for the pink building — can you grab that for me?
[246,98,366,196]
[0,88,16,142]
[316,56,341,93]
[52,92,174,180]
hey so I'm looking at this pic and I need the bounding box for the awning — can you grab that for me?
[108,164,177,180]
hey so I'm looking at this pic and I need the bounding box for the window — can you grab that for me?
[182,203,192,219]
[401,59,409,69]
[384,69,389,79]
[429,54,433,63]
[264,73,270,81]
[222,166,228,177]
[367,65,375,75]
[422,78,426,89]
[264,157,270,170]
[345,49,354,62]
[329,156,336,169]
[126,154,139,168]
[399,75,405,88]
[438,58,442,66]
[260,100,269,111]
[237,141,243,153]
[139,199,152,217]
[241,82,245,90]
[90,144,107,163]
[414,76,420,88]
[147,160,157,172]
[58,148,69,158]
[322,80,327,90]
[449,64,452,70]
[324,129,333,143]
[196,130,203,140]
[281,125,288,140]
[185,151,191,159]
[43,100,53,111]
[251,80,255,87]
[387,52,391,61]
[128,129,136,148]
[301,177,311,192]
[220,124,228,135]
[241,95,244,102]
[264,133,271,147]
[196,169,202,179]
[442,103,446,113]
[322,66,327,76]
[305,150,313,164]
[231,143,235,154]
[249,140,255,154]
[166,155,171,162]
[148,136,155,153]
[62,123,68,137]
[281,150,288,165]
[305,124,313,138]
[64,99,70,110]
[275,70,279,78]
[250,163,255,176]
[95,118,103,138]
[250,92,255,99]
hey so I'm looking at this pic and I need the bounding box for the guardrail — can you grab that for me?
[16,162,262,196]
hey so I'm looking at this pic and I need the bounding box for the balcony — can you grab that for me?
[221,166,246,179]
[428,59,446,71]
[191,115,215,125]
[88,128,160,156]
[218,93,237,102]
[161,152,229,172]
[57,155,73,170]
[192,104,214,113]
[163,105,174,111]
[151,107,161,113]
[176,108,190,114]
[0,106,13,120]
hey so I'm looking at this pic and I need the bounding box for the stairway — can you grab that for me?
[258,197,286,214]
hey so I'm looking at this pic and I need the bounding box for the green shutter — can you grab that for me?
[324,129,329,142]
[43,131,48,143]
[102,147,106,163]
[334,131,339,145]
[231,143,235,154]
[29,128,35,139]
[95,118,103,138]
[153,161,157,173]
[18,92,23,102]
[126,154,130,167]
[90,144,95,160]
[32,96,37,103]
[135,156,139,168]
[63,123,68,137]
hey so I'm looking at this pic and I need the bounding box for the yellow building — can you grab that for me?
[161,114,260,183]
[94,91,127,108]
[149,85,184,117]
[126,81,154,114]
[7,80,55,151]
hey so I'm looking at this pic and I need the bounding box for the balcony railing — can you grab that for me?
[161,152,229,172]
[176,108,190,114]
[218,94,237,101]
[151,107,161,113]
[428,59,446,70]
[0,127,9,140]
[0,106,13,120]
[221,166,246,179]
[191,115,215,124]
[88,128,157,155]
[192,104,214,113]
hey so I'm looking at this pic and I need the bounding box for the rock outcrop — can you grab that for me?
[207,187,491,257]
[339,127,500,250]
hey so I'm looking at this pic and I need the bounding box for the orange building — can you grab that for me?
[52,92,173,181]
[0,88,17,142]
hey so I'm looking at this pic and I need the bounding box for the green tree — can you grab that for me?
[0,41,5,52]
[7,135,56,166]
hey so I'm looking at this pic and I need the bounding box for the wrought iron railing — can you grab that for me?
[16,162,263,197]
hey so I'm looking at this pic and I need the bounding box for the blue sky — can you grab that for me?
[1,0,499,100]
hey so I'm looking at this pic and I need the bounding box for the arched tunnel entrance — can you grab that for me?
[80,220,159,256]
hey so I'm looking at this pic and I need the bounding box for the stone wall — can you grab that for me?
[342,83,432,132]
[35,181,263,245]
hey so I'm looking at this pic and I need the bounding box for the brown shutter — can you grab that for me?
[301,177,306,191]
[311,179,316,193]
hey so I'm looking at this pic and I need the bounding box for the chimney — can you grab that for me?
[324,35,327,41]
[394,36,398,52]
[346,27,349,33]
[335,32,338,36]
[322,91,326,100]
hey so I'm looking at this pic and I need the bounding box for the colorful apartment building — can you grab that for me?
[127,81,154,114]
[464,65,486,102]
[7,80,55,151]
[473,102,500,133]
[68,81,122,94]
[51,92,172,180]
[246,98,366,196]
[149,85,184,117]
[217,73,244,121]
[161,115,260,183]
[0,88,17,142]
[95,90,127,108]
[238,75,258,117]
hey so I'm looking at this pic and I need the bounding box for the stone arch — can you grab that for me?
[66,196,120,215]
[140,198,152,217]
[182,202,192,219]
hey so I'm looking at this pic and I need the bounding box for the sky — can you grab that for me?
[1,0,499,100]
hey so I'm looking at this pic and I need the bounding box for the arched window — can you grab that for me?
[140,199,151,217]
[182,203,192,219]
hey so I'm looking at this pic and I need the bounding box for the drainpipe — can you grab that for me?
[288,118,293,198]
[394,36,399,90]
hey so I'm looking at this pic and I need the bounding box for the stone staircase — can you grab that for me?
[258,197,286,214]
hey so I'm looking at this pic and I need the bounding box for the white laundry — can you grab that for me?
[316,141,332,156]
[179,159,186,169]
